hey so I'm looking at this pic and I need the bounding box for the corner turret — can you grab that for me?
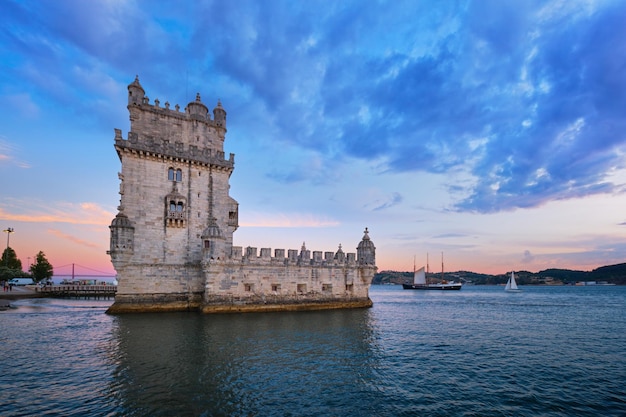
[202,217,226,260]
[187,93,209,119]
[213,100,227,129]
[357,227,376,265]
[108,212,135,267]
[127,75,145,106]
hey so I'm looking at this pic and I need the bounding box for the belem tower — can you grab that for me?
[107,77,377,313]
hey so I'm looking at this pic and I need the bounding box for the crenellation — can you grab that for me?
[347,253,356,264]
[108,76,376,314]
[245,247,257,259]
[313,251,323,264]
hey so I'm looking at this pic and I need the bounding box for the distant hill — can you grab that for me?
[590,263,626,285]
[373,263,626,285]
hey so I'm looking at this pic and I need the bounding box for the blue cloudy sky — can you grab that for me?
[1,0,626,275]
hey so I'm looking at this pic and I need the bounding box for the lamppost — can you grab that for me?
[3,227,14,266]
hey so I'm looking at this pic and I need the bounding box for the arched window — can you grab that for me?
[168,168,182,182]
[170,201,176,211]
[177,202,184,212]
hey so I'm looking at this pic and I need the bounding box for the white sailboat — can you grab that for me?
[505,271,521,292]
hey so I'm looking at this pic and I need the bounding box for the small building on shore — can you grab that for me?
[107,77,376,313]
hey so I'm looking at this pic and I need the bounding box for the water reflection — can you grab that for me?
[110,309,381,416]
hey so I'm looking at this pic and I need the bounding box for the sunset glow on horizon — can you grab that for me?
[2,1,626,276]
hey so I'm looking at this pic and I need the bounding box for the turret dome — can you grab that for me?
[357,227,376,265]
[127,75,145,105]
[110,212,133,228]
[201,217,224,240]
[187,93,209,119]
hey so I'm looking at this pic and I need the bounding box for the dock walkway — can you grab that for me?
[37,285,117,299]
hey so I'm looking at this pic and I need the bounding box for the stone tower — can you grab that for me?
[108,77,376,314]
[108,76,238,312]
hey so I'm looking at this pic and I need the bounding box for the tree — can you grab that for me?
[30,251,53,282]
[1,247,22,270]
[0,247,26,281]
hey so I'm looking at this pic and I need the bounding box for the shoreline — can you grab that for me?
[0,286,45,301]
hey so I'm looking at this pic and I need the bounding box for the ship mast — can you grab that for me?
[441,252,444,282]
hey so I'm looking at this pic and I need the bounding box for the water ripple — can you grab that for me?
[1,286,626,416]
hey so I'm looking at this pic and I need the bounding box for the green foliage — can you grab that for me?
[0,247,27,281]
[0,265,30,281]
[1,247,22,270]
[30,251,54,282]
[590,263,626,285]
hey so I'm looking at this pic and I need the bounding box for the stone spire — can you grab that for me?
[357,227,376,265]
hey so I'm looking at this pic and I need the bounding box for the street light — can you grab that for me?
[3,227,14,266]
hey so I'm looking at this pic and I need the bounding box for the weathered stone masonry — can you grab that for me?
[107,77,376,313]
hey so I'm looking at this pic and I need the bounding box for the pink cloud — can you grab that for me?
[0,201,113,225]
[48,228,101,249]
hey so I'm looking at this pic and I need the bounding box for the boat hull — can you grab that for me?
[402,283,462,290]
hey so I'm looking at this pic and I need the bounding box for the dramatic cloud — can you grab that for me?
[3,1,625,214]
[2,0,626,273]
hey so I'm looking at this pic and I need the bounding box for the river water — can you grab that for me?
[1,285,625,416]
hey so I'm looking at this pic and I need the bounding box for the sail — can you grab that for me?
[413,266,427,285]
[505,272,519,291]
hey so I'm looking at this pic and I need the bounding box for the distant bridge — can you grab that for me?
[53,263,116,280]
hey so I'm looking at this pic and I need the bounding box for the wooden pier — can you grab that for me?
[37,285,117,299]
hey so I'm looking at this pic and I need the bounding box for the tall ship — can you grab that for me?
[402,253,462,291]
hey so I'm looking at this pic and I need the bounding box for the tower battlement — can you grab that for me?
[113,128,235,169]
[231,244,357,266]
